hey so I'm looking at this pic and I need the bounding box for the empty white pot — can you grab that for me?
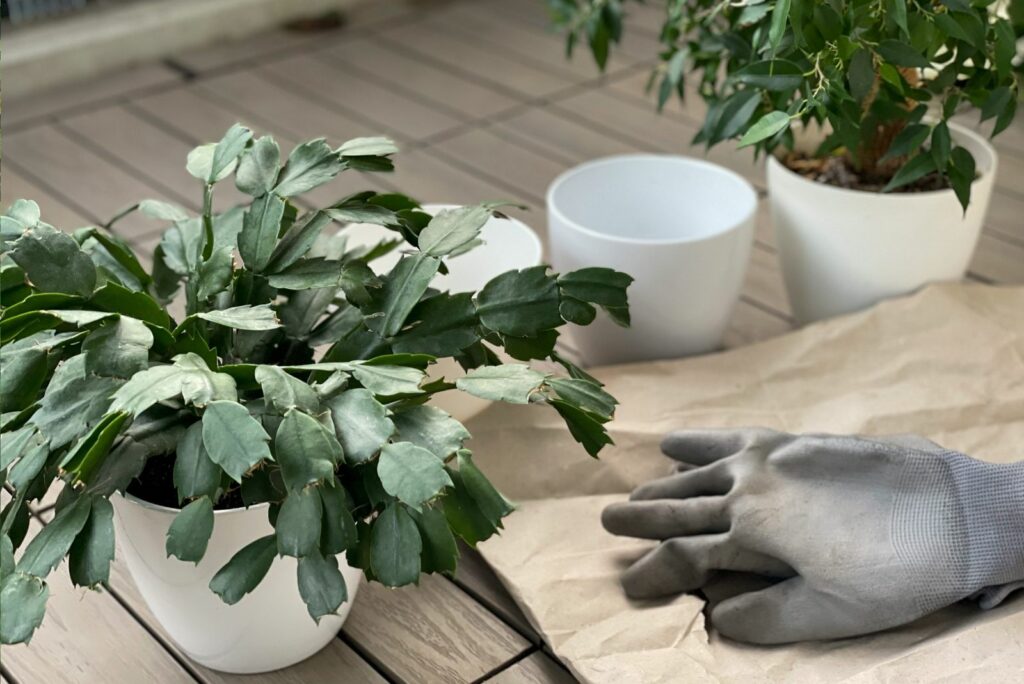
[768,121,996,323]
[112,493,362,674]
[547,155,757,365]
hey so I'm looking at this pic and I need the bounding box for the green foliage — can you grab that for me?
[0,125,632,643]
[552,0,1023,210]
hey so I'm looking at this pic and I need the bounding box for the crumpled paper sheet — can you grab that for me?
[466,283,1024,683]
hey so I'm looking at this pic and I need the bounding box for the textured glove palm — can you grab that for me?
[602,429,1024,644]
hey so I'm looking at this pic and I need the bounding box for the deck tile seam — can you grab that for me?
[2,157,105,227]
[472,644,542,684]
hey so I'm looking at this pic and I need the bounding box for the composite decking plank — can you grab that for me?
[258,53,464,142]
[3,62,181,130]
[377,21,575,99]
[2,167,93,230]
[319,36,523,120]
[488,652,577,684]
[343,574,531,683]
[4,520,197,684]
[453,544,539,641]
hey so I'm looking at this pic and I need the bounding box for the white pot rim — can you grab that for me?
[767,120,997,203]
[117,490,269,518]
[546,153,758,247]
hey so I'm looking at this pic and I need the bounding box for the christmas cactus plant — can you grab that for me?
[0,125,632,644]
[551,0,1022,208]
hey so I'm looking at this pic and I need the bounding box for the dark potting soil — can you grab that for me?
[126,452,245,511]
[782,152,951,193]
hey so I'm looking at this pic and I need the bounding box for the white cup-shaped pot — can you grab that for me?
[768,121,996,323]
[345,204,543,420]
[547,155,757,366]
[112,493,362,673]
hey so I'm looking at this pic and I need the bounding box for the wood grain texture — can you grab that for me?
[5,521,196,684]
[454,544,538,640]
[343,574,530,683]
[489,652,576,684]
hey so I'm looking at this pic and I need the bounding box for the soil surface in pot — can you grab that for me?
[782,152,952,193]
[127,452,245,510]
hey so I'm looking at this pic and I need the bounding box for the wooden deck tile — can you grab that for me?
[3,62,181,130]
[378,21,574,99]
[321,36,522,119]
[343,574,530,683]
[4,521,197,684]
[489,652,576,684]
[453,544,538,641]
[2,167,93,230]
[259,52,464,141]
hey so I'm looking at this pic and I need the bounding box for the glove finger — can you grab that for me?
[603,498,729,539]
[711,577,869,644]
[620,534,792,599]
[660,427,780,465]
[630,461,733,501]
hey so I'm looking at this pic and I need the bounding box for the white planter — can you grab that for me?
[547,155,757,365]
[768,121,996,323]
[112,493,362,674]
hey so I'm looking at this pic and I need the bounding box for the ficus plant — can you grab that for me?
[550,0,1023,209]
[0,124,632,645]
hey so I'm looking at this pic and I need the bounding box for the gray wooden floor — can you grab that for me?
[2,0,1022,681]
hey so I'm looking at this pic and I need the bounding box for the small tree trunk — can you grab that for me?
[847,67,920,182]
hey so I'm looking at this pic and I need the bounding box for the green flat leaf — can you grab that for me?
[266,211,334,274]
[8,440,48,492]
[0,535,12,581]
[236,135,281,196]
[557,267,632,327]
[550,398,613,457]
[326,389,394,463]
[442,467,498,546]
[558,297,596,326]
[209,534,277,605]
[239,193,287,272]
[457,451,515,524]
[17,496,91,578]
[68,498,115,586]
[1,426,43,471]
[276,487,323,557]
[80,408,186,498]
[173,422,223,502]
[139,199,190,222]
[410,505,458,575]
[61,412,130,484]
[889,0,908,37]
[298,551,348,621]
[351,363,425,396]
[418,204,503,257]
[931,122,951,170]
[196,247,234,301]
[79,229,153,288]
[159,218,204,276]
[188,124,252,183]
[547,377,617,419]
[371,503,421,587]
[0,336,49,411]
[392,405,470,460]
[274,408,342,491]
[319,482,358,554]
[731,60,803,91]
[882,153,936,193]
[0,572,50,644]
[6,199,41,227]
[476,266,562,337]
[739,111,791,148]
[82,317,154,378]
[378,442,453,510]
[876,39,930,68]
[994,19,1015,81]
[202,400,272,482]
[375,253,441,337]
[948,146,976,212]
[165,496,214,564]
[337,136,398,157]
[195,304,281,331]
[273,138,346,198]
[848,49,875,104]
[31,372,120,449]
[455,364,547,404]
[391,292,479,357]
[91,280,171,329]
[10,224,96,297]
[256,366,319,414]
[880,123,930,162]
[711,89,761,142]
[768,0,791,55]
[173,353,238,407]
[266,258,380,297]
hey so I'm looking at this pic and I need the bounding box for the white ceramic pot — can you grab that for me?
[345,204,543,421]
[768,121,996,323]
[547,155,757,365]
[111,493,362,674]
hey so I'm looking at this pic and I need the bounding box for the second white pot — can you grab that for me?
[112,493,363,674]
[768,121,996,323]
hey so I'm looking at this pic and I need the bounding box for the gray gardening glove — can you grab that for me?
[602,428,1024,644]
